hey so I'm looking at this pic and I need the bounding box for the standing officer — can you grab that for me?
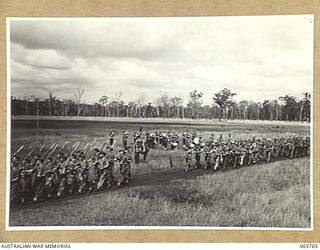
[122,130,128,149]
[109,130,115,146]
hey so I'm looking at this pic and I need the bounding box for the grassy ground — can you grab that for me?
[10,158,310,227]
[9,119,311,228]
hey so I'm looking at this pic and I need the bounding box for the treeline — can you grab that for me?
[11,88,311,122]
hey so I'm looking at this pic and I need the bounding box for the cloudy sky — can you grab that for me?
[9,15,313,105]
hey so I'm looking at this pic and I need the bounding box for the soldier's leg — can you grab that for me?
[10,181,21,205]
[233,156,237,168]
[57,177,65,197]
[34,177,46,202]
[143,151,148,161]
[135,152,139,164]
[126,166,131,183]
[169,152,174,168]
[214,157,219,171]
[184,160,191,172]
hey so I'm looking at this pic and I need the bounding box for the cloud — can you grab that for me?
[10,20,181,61]
[9,16,313,104]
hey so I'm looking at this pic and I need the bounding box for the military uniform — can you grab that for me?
[184,149,193,172]
[109,130,115,146]
[117,150,132,186]
[122,130,128,149]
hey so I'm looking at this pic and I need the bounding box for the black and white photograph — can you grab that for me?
[7,15,313,229]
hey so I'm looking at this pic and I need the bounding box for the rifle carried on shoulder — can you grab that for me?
[12,145,24,158]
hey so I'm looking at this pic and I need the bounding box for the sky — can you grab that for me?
[9,15,313,105]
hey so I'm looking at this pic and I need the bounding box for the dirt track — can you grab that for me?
[10,167,212,211]
[10,158,295,212]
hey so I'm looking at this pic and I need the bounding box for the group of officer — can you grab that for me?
[10,128,310,205]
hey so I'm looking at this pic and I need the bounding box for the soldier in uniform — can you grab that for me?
[221,142,229,169]
[56,156,68,197]
[304,137,310,156]
[67,155,80,194]
[204,143,213,169]
[182,132,187,145]
[239,144,247,167]
[194,145,202,169]
[109,130,115,146]
[213,144,221,171]
[87,156,100,192]
[10,156,22,204]
[105,151,116,188]
[122,130,128,149]
[32,158,47,202]
[162,133,168,150]
[117,149,132,186]
[169,137,179,168]
[146,131,155,149]
[97,152,108,190]
[219,134,223,142]
[19,159,34,204]
[134,137,146,164]
[209,133,215,144]
[184,146,193,172]
[77,154,89,194]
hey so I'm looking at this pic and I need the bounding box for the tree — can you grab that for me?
[212,88,236,120]
[189,90,203,119]
[73,86,85,116]
[113,92,123,117]
[299,92,311,122]
[156,93,170,118]
[278,95,298,121]
[47,91,56,116]
[170,96,182,118]
[98,95,109,117]
[238,100,249,120]
[98,95,109,106]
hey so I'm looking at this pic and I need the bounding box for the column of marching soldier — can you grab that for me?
[10,128,310,205]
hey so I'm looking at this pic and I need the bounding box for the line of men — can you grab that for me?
[128,130,310,172]
[10,136,138,205]
[10,128,310,205]
[182,133,310,172]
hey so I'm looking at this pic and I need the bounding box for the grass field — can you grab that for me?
[9,118,311,228]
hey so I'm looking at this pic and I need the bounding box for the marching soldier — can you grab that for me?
[33,158,51,202]
[134,137,146,164]
[97,152,108,190]
[67,156,80,194]
[204,144,212,169]
[117,149,132,186]
[9,133,311,205]
[105,152,116,188]
[169,138,179,168]
[10,156,22,204]
[87,156,100,192]
[56,156,68,197]
[77,154,89,194]
[184,147,193,172]
[182,132,187,145]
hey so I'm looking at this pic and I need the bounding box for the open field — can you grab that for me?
[11,117,310,153]
[9,118,311,228]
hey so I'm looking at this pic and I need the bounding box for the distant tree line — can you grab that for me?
[11,88,311,122]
